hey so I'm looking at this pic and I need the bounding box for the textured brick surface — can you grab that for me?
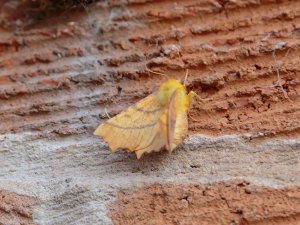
[0,0,299,224]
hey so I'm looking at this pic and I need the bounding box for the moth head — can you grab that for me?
[157,79,186,105]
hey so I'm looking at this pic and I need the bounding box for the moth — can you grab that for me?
[94,78,195,159]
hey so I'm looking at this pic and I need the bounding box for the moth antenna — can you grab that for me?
[175,48,190,86]
[145,64,169,79]
[104,107,111,119]
[193,92,213,104]
[188,113,201,122]
[183,69,189,86]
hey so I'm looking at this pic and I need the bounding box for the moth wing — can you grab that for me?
[166,89,189,151]
[172,106,188,150]
[158,90,176,152]
[94,94,165,159]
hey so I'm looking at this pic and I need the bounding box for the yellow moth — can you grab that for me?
[94,78,195,159]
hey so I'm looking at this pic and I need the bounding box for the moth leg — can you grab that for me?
[187,91,212,122]
[188,114,200,122]
[188,91,212,105]
[187,91,195,106]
